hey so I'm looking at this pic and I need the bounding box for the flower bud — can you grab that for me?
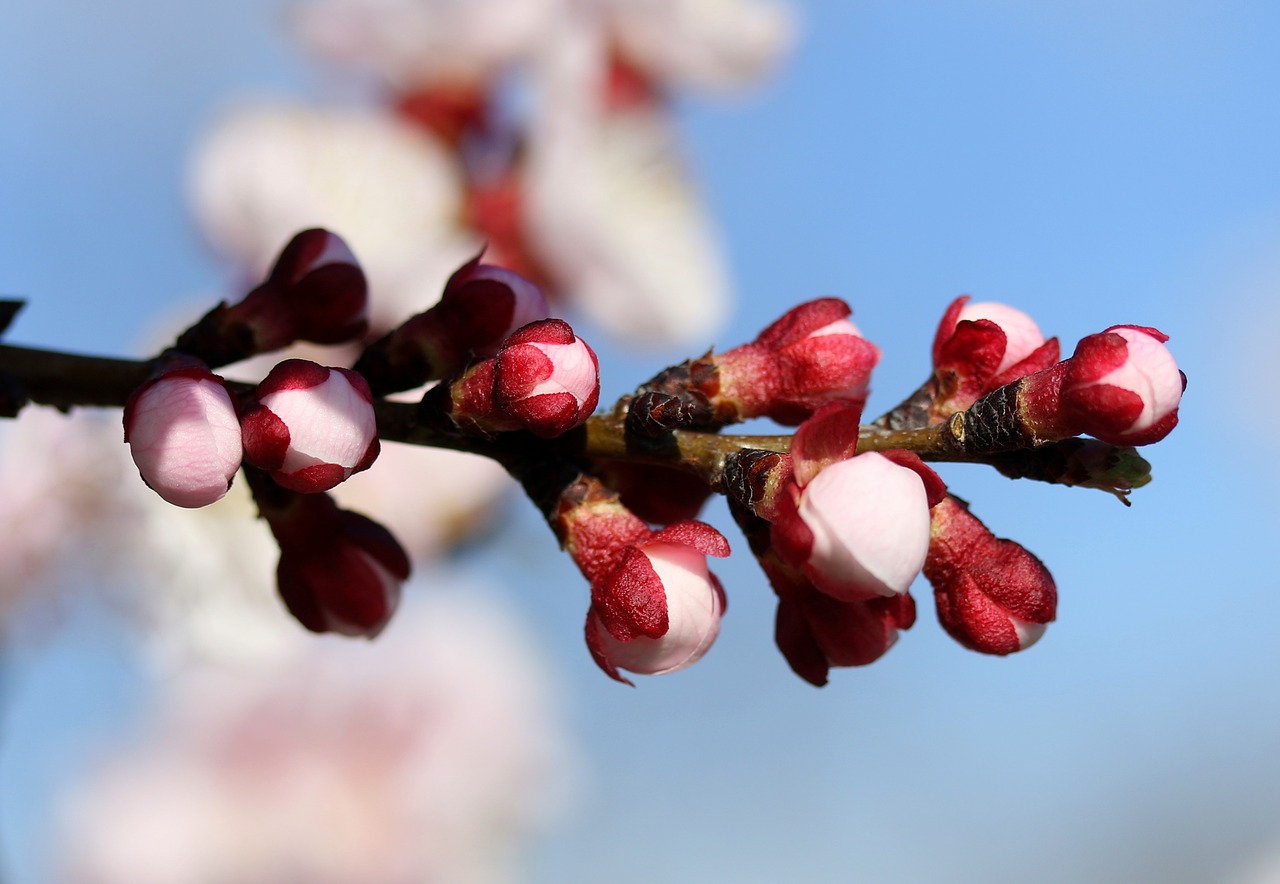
[953,299,1047,376]
[249,475,409,638]
[775,584,916,686]
[924,495,1056,655]
[354,254,551,395]
[924,295,1060,420]
[123,359,242,508]
[773,451,933,601]
[585,521,730,684]
[266,227,369,345]
[241,359,379,493]
[492,319,599,438]
[1060,325,1183,446]
[717,298,881,425]
[175,229,368,367]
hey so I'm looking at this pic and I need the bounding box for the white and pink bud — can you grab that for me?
[123,358,243,508]
[492,319,600,438]
[241,359,379,493]
[924,495,1056,655]
[1058,325,1184,446]
[773,451,934,601]
[927,295,1060,418]
[769,404,943,603]
[353,253,551,395]
[253,483,410,638]
[716,298,881,425]
[585,521,730,684]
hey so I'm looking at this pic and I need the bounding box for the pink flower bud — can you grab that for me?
[954,300,1047,375]
[255,485,409,638]
[924,495,1056,655]
[266,228,369,346]
[585,521,730,684]
[123,361,243,508]
[717,298,881,425]
[241,359,380,493]
[492,319,600,438]
[354,253,551,395]
[441,255,551,358]
[926,296,1060,418]
[1061,325,1183,446]
[773,451,933,601]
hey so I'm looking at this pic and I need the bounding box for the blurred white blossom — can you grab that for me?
[58,589,574,884]
[523,14,730,344]
[289,0,564,89]
[189,102,478,326]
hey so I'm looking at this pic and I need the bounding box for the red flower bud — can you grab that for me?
[585,521,730,684]
[715,298,881,425]
[241,359,380,493]
[1060,325,1183,446]
[354,253,551,394]
[492,319,600,438]
[123,359,242,508]
[924,495,1056,655]
[176,229,368,366]
[257,487,410,638]
[775,582,916,686]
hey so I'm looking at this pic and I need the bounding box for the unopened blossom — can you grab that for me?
[769,404,943,602]
[251,473,410,638]
[925,495,1056,655]
[585,522,730,684]
[953,299,1048,376]
[1059,325,1184,446]
[354,253,551,395]
[241,360,379,493]
[176,229,369,366]
[123,360,243,508]
[722,298,881,425]
[915,295,1061,422]
[774,580,916,686]
[440,319,600,439]
[492,319,600,438]
[554,474,729,683]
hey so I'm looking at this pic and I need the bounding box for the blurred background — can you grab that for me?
[1,1,1277,882]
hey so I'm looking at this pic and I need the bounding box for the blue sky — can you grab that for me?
[2,2,1278,882]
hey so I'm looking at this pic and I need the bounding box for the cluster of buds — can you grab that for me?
[2,226,1184,686]
[116,229,607,642]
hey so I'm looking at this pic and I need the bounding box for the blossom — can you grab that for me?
[924,495,1057,655]
[492,319,600,438]
[926,295,1059,419]
[123,360,243,508]
[273,498,410,638]
[57,593,571,883]
[1059,324,1184,446]
[769,403,943,602]
[354,253,551,395]
[241,359,379,493]
[585,521,730,683]
[774,582,916,686]
[716,298,882,425]
[523,24,730,344]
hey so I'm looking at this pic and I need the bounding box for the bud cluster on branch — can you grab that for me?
[0,228,1185,686]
